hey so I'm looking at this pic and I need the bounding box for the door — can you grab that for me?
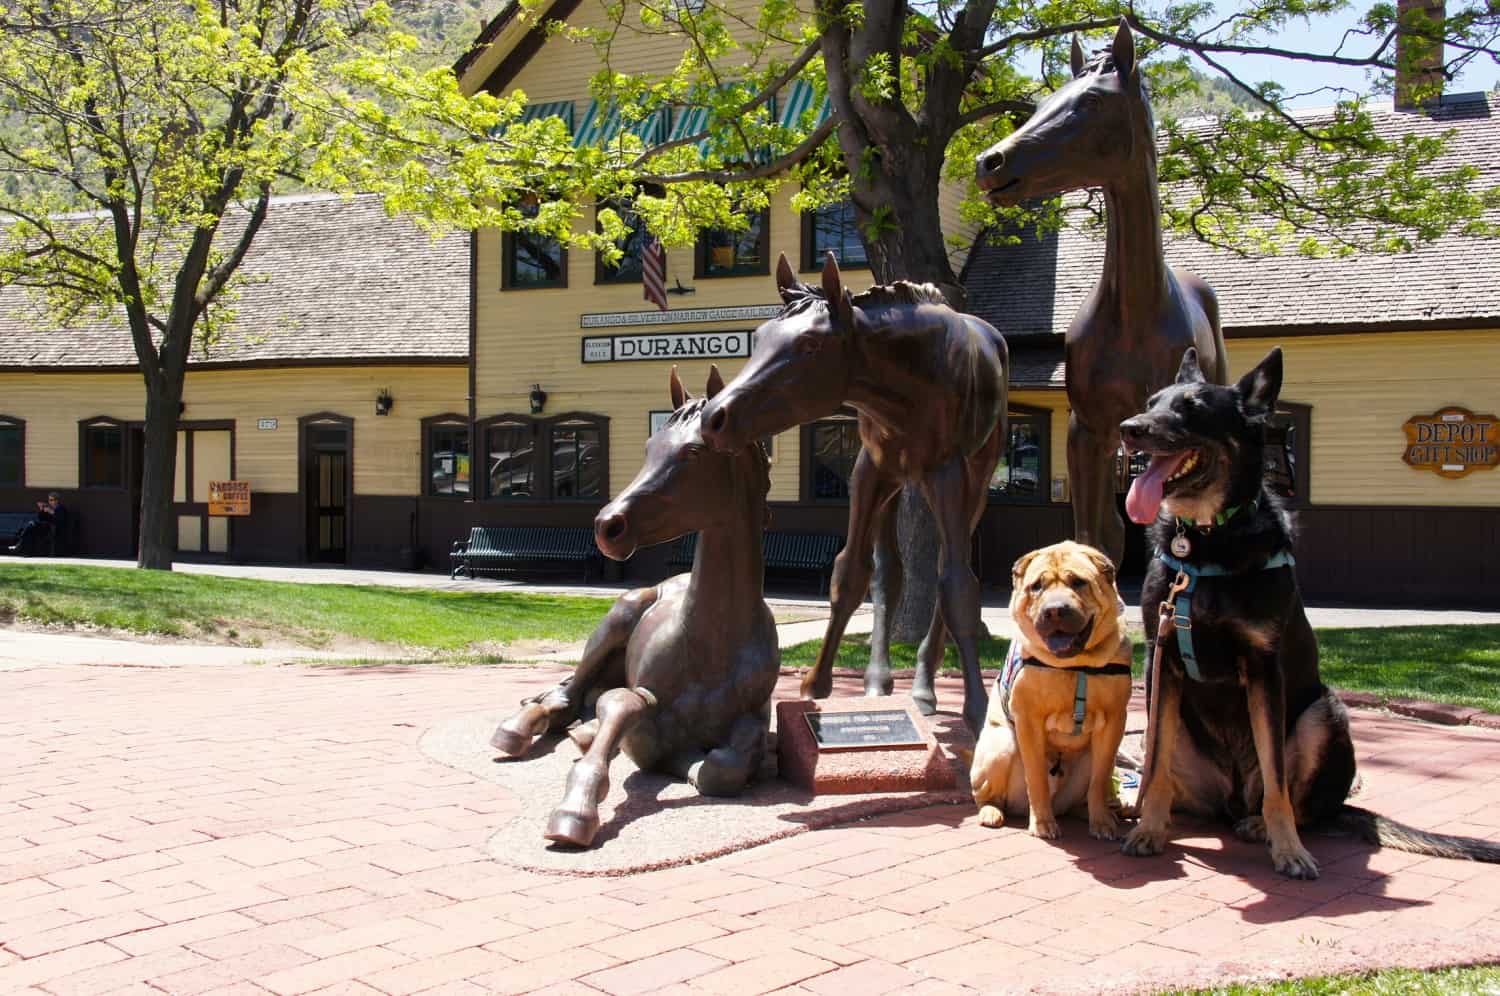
[304,420,351,563]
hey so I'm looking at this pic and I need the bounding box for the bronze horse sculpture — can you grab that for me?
[490,367,780,848]
[975,21,1226,568]
[701,254,1008,735]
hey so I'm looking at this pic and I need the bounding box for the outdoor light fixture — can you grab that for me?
[529,384,548,415]
[375,388,394,416]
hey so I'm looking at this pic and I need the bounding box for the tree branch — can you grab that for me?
[639,114,841,184]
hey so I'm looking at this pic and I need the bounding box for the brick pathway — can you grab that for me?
[5,657,1500,995]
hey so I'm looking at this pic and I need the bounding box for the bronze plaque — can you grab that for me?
[804,709,926,752]
[1402,407,1500,479]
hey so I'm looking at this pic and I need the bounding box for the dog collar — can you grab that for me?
[1018,656,1132,736]
[1172,498,1259,533]
[1153,548,1296,681]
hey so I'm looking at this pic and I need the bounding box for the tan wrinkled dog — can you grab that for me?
[970,541,1133,840]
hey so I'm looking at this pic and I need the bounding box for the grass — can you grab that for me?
[0,564,611,650]
[1170,963,1500,994]
[781,624,1500,715]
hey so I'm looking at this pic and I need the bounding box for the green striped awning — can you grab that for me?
[777,80,833,129]
[573,99,672,149]
[520,101,575,129]
[667,104,713,153]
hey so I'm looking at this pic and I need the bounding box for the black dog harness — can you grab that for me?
[998,640,1132,735]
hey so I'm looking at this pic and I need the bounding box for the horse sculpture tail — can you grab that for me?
[1333,805,1500,862]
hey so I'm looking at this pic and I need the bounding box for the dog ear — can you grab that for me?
[1081,544,1117,588]
[1011,549,1040,588]
[1236,347,1283,413]
[1175,346,1205,385]
[669,365,690,409]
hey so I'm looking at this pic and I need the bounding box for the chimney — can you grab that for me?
[1395,0,1445,109]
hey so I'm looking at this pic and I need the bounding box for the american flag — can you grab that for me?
[642,235,668,312]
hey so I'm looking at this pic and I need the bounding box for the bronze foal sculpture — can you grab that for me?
[491,367,780,848]
[975,21,1226,568]
[701,254,1008,735]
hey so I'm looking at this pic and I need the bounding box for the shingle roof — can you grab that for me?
[965,94,1500,341]
[0,194,470,369]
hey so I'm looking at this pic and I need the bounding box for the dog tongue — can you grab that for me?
[1126,452,1190,525]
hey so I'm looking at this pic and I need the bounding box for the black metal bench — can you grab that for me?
[0,512,33,549]
[669,530,844,594]
[450,526,604,582]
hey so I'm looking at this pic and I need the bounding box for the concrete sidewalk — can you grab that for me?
[3,654,1500,995]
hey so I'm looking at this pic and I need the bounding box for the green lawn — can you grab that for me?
[781,625,1500,714]
[1170,963,1500,994]
[0,564,611,650]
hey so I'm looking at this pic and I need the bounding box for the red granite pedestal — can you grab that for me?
[776,697,958,795]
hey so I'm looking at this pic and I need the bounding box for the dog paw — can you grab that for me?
[1270,841,1320,880]
[1114,802,1140,821]
[1234,815,1268,844]
[1122,825,1168,857]
[1028,815,1061,840]
[977,804,1005,829]
[1089,812,1122,841]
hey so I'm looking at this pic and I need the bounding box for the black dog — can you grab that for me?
[1117,346,1500,879]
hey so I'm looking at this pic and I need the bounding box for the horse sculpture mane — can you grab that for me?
[662,397,772,493]
[777,278,950,316]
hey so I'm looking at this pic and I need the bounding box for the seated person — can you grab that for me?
[9,492,68,555]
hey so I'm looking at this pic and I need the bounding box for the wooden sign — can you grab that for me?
[207,480,251,516]
[803,709,926,752]
[1402,407,1500,479]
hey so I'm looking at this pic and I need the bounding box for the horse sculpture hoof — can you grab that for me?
[911,688,938,716]
[490,723,535,758]
[544,808,601,848]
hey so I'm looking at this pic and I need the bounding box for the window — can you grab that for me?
[0,417,22,487]
[481,413,609,500]
[989,409,1049,501]
[803,199,869,271]
[595,188,660,284]
[423,415,471,497]
[1266,403,1311,506]
[804,409,861,501]
[80,418,124,488]
[502,197,567,290]
[697,206,769,278]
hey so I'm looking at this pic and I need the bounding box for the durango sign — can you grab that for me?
[1402,407,1500,479]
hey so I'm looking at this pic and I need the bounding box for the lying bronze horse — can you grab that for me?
[975,21,1226,568]
[491,367,780,848]
[702,254,1008,735]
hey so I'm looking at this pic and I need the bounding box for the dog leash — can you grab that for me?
[1153,549,1296,683]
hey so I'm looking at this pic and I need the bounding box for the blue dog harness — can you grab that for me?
[999,632,1132,735]
[1153,548,1296,682]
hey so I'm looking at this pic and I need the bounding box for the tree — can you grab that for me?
[0,0,500,570]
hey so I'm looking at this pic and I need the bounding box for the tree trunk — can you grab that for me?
[136,386,182,571]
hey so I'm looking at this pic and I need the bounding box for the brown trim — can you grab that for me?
[421,412,473,499]
[502,232,569,290]
[78,415,128,491]
[1225,318,1500,338]
[800,202,872,274]
[0,414,24,488]
[297,412,354,563]
[988,402,1052,506]
[452,1,522,78]
[594,190,662,286]
[695,207,771,280]
[476,0,585,96]
[476,410,611,501]
[1271,401,1312,508]
[468,230,478,493]
[0,357,468,375]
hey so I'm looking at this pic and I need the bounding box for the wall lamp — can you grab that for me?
[375,388,394,416]
[529,384,548,415]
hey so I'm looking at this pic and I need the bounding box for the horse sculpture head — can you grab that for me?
[700,252,858,453]
[594,365,771,560]
[975,21,1152,203]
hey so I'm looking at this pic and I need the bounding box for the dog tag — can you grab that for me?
[1170,529,1192,558]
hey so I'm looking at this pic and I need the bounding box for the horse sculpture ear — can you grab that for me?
[669,365,690,409]
[705,363,725,400]
[1112,19,1138,86]
[821,252,856,331]
[1175,347,1205,385]
[1070,34,1086,78]
[775,252,798,301]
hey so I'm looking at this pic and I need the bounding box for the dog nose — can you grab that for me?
[1039,601,1083,628]
[1120,418,1148,445]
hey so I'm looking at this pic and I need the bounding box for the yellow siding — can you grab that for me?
[0,366,465,496]
[193,430,232,501]
[1229,331,1500,507]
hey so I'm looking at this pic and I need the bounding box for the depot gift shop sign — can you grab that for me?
[1402,407,1500,479]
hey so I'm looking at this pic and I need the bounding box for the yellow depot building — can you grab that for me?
[1,1,1496,606]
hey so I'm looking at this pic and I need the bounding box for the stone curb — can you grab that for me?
[777,668,1500,730]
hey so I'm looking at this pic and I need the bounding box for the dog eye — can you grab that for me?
[1069,578,1089,590]
[1028,580,1045,594]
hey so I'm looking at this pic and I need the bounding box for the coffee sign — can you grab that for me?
[1402,407,1500,479]
[207,480,252,516]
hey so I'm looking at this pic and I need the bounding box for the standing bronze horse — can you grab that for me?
[975,21,1226,568]
[701,254,1007,735]
[490,367,780,849]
